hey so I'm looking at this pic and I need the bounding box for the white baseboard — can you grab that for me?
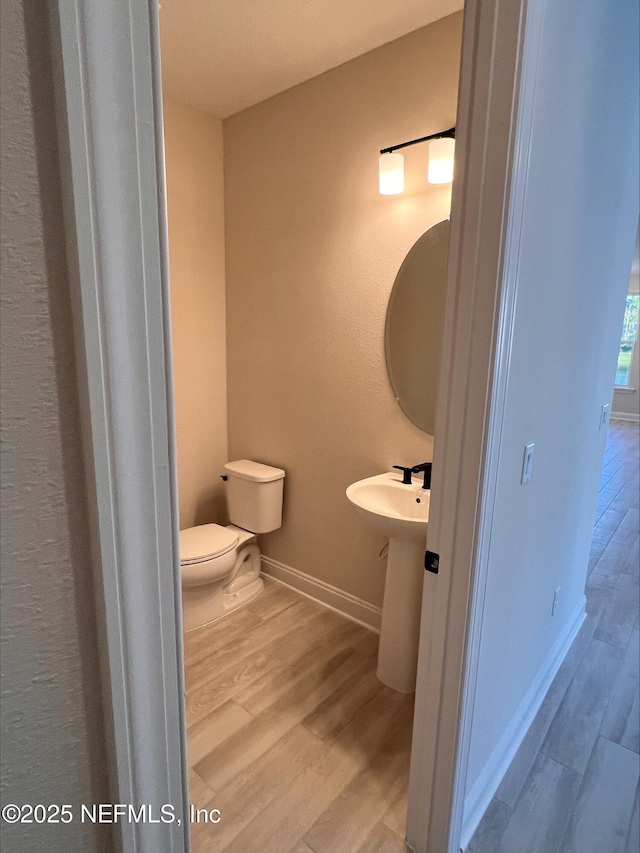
[261,556,382,632]
[611,411,640,423]
[459,595,587,852]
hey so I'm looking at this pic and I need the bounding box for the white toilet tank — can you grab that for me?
[223,460,285,533]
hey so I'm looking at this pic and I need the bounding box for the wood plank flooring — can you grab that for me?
[184,421,638,852]
[184,581,411,852]
[469,419,640,853]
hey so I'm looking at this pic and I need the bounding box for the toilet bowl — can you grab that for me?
[180,460,285,631]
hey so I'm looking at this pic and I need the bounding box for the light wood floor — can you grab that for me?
[184,422,638,853]
[185,581,412,853]
[469,419,640,853]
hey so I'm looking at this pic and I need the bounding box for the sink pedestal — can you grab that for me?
[377,536,425,693]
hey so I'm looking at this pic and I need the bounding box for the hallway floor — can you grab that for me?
[184,580,412,853]
[469,419,640,853]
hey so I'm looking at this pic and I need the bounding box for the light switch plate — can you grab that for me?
[521,443,535,484]
[600,403,611,430]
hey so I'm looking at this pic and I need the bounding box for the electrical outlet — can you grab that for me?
[552,585,561,617]
[600,403,610,430]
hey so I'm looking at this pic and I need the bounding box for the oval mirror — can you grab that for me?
[384,219,449,434]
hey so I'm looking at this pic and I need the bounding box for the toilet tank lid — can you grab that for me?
[179,524,239,564]
[224,459,285,483]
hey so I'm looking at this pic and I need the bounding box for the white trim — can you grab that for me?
[261,557,382,632]
[49,2,188,851]
[459,597,586,852]
[613,386,637,393]
[442,3,549,851]
[611,411,640,422]
[406,1,535,850]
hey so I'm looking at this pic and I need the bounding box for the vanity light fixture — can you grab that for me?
[379,126,456,194]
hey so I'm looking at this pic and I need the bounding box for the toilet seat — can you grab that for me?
[179,523,239,565]
[180,523,263,630]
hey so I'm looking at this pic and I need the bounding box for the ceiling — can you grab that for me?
[159,0,464,119]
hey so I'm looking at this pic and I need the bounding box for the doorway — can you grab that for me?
[158,5,464,851]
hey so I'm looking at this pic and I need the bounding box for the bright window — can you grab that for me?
[615,294,639,386]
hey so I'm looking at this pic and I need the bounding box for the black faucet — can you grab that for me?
[392,465,413,484]
[411,462,432,490]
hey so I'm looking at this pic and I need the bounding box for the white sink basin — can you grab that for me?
[346,472,430,540]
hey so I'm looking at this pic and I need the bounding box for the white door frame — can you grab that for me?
[49,2,188,852]
[406,0,545,849]
[48,1,539,851]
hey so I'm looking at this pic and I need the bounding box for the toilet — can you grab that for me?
[180,459,285,631]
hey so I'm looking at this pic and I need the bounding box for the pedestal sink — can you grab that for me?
[346,472,429,692]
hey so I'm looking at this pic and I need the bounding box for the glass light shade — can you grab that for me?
[379,152,404,195]
[428,137,455,184]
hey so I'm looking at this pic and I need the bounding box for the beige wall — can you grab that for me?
[225,16,463,607]
[164,96,229,529]
[0,2,110,850]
